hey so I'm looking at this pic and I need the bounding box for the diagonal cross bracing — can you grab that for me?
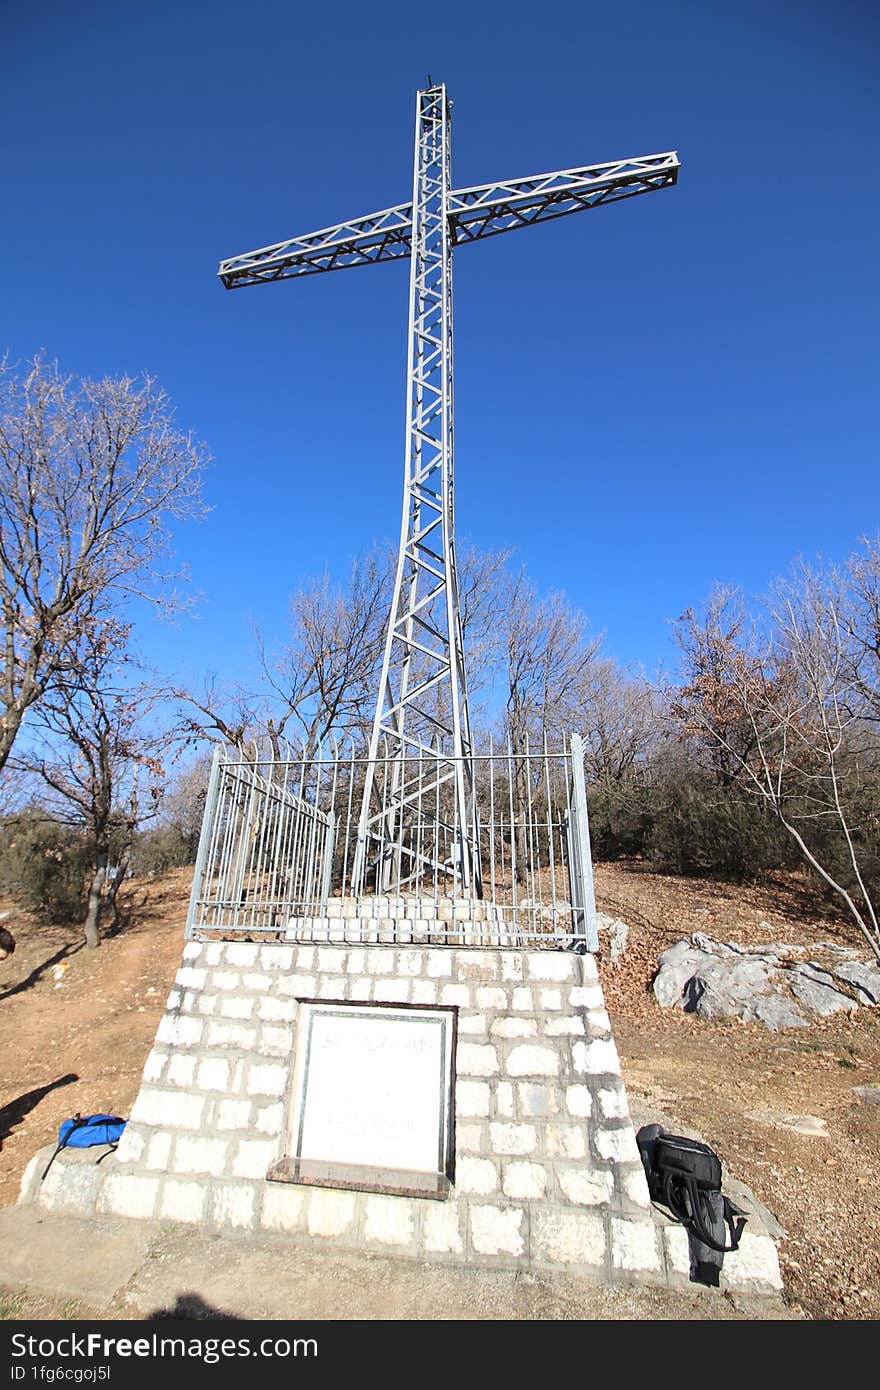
[219,83,679,896]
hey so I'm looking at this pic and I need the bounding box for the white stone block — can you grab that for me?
[425,1201,464,1254]
[146,1131,173,1170]
[262,1184,305,1232]
[410,980,437,1005]
[578,955,599,981]
[194,1061,227,1095]
[470,1204,524,1256]
[455,1123,483,1152]
[226,944,262,968]
[457,1156,498,1195]
[426,950,453,978]
[374,979,410,1004]
[255,1102,284,1136]
[307,1187,356,1237]
[595,1126,641,1164]
[143,1051,166,1084]
[517,1083,559,1117]
[558,1169,613,1206]
[348,976,372,1000]
[586,1009,612,1036]
[664,1225,691,1277]
[439,983,470,1008]
[161,1179,206,1223]
[156,1014,203,1047]
[278,973,317,997]
[457,1013,487,1035]
[296,945,316,969]
[260,1025,294,1055]
[367,950,395,975]
[317,976,345,1000]
[538,988,562,1010]
[175,1136,227,1175]
[457,950,498,977]
[532,1209,606,1267]
[456,1080,490,1117]
[213,972,241,992]
[506,1045,558,1078]
[396,949,424,976]
[217,1099,251,1131]
[232,1139,276,1178]
[260,945,293,970]
[572,1038,620,1077]
[544,1015,585,1036]
[476,987,508,1010]
[503,1161,547,1199]
[345,948,365,973]
[546,1126,586,1159]
[165,989,181,1012]
[114,1127,145,1163]
[495,1082,514,1117]
[166,1055,197,1088]
[195,994,219,1016]
[489,1122,537,1156]
[205,1021,258,1049]
[527,953,575,982]
[317,947,346,973]
[100,1174,159,1221]
[130,1088,205,1130]
[176,966,207,990]
[720,1232,783,1292]
[205,944,225,966]
[622,1166,652,1209]
[611,1218,661,1273]
[248,1063,287,1096]
[457,1043,499,1077]
[501,954,525,982]
[183,942,204,962]
[364,1195,415,1246]
[565,1085,593,1118]
[511,988,534,1011]
[259,995,296,1022]
[242,973,271,992]
[211,1182,256,1230]
[569,985,604,1009]
[598,1087,629,1120]
[491,1017,537,1038]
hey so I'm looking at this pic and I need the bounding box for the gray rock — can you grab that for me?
[750,995,808,1030]
[852,1084,880,1106]
[685,957,777,1021]
[833,961,880,1005]
[789,972,858,1016]
[653,942,714,1009]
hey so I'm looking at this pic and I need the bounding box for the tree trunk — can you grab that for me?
[83,853,107,948]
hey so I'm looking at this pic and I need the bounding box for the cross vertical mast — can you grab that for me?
[353,82,481,895]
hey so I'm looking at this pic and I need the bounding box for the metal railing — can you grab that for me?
[186,734,597,949]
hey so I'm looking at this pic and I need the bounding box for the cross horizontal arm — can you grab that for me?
[447,151,679,244]
[218,201,413,288]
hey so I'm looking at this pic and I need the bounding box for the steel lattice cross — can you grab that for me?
[219,82,679,897]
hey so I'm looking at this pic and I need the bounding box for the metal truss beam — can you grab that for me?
[219,154,678,289]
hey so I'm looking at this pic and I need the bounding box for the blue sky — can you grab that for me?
[3,0,877,691]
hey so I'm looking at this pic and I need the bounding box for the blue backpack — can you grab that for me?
[41,1113,127,1181]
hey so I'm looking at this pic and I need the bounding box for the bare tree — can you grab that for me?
[0,356,208,774]
[18,621,168,946]
[673,575,880,963]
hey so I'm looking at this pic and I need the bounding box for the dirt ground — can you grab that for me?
[1,863,878,1321]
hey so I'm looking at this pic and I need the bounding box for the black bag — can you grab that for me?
[637,1124,747,1286]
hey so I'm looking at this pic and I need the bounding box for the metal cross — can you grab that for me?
[219,82,679,897]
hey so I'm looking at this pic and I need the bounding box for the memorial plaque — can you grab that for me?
[274,1002,455,1198]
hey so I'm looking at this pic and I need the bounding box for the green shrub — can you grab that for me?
[0,809,91,922]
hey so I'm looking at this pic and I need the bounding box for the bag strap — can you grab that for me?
[40,1115,89,1182]
[662,1171,746,1253]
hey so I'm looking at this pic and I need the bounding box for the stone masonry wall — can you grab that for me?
[23,941,782,1293]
